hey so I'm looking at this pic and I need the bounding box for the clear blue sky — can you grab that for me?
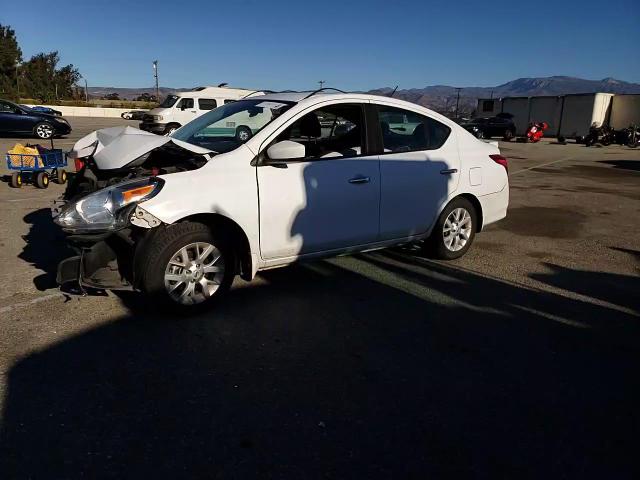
[3,0,639,90]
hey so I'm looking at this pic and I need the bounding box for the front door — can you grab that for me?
[375,104,460,239]
[174,97,196,125]
[257,103,380,259]
[0,101,31,133]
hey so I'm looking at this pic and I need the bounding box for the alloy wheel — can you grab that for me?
[443,208,472,252]
[164,242,225,305]
[36,124,54,139]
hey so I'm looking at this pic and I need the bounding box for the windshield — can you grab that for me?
[172,99,294,153]
[160,95,179,108]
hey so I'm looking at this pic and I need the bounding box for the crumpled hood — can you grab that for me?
[69,125,213,170]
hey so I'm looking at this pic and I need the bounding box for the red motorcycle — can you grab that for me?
[525,121,548,143]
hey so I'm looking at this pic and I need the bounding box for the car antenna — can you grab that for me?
[389,86,398,97]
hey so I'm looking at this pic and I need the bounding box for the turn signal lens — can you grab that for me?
[121,184,156,204]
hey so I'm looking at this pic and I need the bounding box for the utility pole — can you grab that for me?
[490,90,494,99]
[318,80,325,90]
[84,78,88,103]
[454,87,462,119]
[153,60,159,102]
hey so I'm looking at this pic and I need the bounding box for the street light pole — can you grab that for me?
[84,78,88,103]
[318,80,325,90]
[153,60,159,102]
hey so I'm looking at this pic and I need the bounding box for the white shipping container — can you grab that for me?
[609,94,640,129]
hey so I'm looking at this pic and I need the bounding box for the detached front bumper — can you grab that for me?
[56,232,135,290]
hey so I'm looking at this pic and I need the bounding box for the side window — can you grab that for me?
[178,98,194,109]
[275,103,365,159]
[198,99,217,110]
[224,99,236,105]
[0,101,16,113]
[377,106,450,153]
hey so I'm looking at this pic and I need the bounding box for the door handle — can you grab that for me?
[440,168,458,175]
[349,176,370,184]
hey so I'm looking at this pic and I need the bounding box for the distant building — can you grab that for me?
[475,93,640,138]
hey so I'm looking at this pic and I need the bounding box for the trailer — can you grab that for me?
[609,94,640,129]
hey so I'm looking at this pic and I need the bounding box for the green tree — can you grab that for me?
[0,24,23,98]
[21,51,80,102]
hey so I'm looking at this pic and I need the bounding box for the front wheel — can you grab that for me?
[54,168,67,184]
[423,197,477,260]
[10,172,22,188]
[34,122,54,139]
[35,171,49,189]
[138,222,236,310]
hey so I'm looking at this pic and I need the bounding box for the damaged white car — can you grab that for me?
[54,91,509,310]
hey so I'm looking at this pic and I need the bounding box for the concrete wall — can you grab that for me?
[25,104,130,118]
[609,94,640,129]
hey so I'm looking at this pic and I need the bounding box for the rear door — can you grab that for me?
[374,103,459,239]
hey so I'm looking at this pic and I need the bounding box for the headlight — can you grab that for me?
[55,177,164,232]
[56,117,69,125]
[153,115,163,121]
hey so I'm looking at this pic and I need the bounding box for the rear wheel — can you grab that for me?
[10,172,22,188]
[138,222,236,311]
[35,171,49,189]
[502,129,514,141]
[475,130,485,139]
[423,197,477,260]
[235,125,252,143]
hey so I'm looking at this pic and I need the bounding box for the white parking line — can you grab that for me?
[510,156,575,175]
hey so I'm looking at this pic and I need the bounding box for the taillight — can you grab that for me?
[489,154,508,173]
[74,158,85,172]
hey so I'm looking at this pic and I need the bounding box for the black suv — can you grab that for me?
[460,114,516,140]
[0,99,72,139]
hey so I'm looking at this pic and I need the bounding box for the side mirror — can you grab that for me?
[266,140,305,162]
[180,104,187,111]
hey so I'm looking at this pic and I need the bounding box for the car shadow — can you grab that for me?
[2,251,638,478]
[598,160,640,172]
[18,208,74,291]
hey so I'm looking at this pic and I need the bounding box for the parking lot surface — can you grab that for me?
[0,118,638,477]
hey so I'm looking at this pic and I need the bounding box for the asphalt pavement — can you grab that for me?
[0,118,638,478]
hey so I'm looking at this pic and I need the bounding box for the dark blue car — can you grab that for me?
[0,99,72,139]
[28,105,63,116]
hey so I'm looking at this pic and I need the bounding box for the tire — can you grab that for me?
[34,122,54,139]
[54,168,67,184]
[10,172,22,188]
[137,222,236,311]
[164,124,179,136]
[475,130,485,139]
[35,171,49,189]
[502,129,514,141]
[423,197,478,260]
[235,125,253,143]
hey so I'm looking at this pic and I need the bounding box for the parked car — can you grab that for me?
[54,92,509,310]
[26,105,63,116]
[139,85,264,136]
[460,115,516,140]
[0,99,71,139]
[121,110,147,120]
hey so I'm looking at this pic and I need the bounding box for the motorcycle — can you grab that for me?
[525,121,548,143]
[615,124,639,148]
[585,123,615,147]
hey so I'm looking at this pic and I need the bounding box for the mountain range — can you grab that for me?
[89,76,640,113]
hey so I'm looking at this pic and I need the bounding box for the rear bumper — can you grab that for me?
[478,183,509,230]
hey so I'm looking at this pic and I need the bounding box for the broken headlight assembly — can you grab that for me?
[54,177,164,232]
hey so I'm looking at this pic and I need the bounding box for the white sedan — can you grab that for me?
[55,91,509,310]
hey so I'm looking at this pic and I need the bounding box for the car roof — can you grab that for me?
[251,92,457,127]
